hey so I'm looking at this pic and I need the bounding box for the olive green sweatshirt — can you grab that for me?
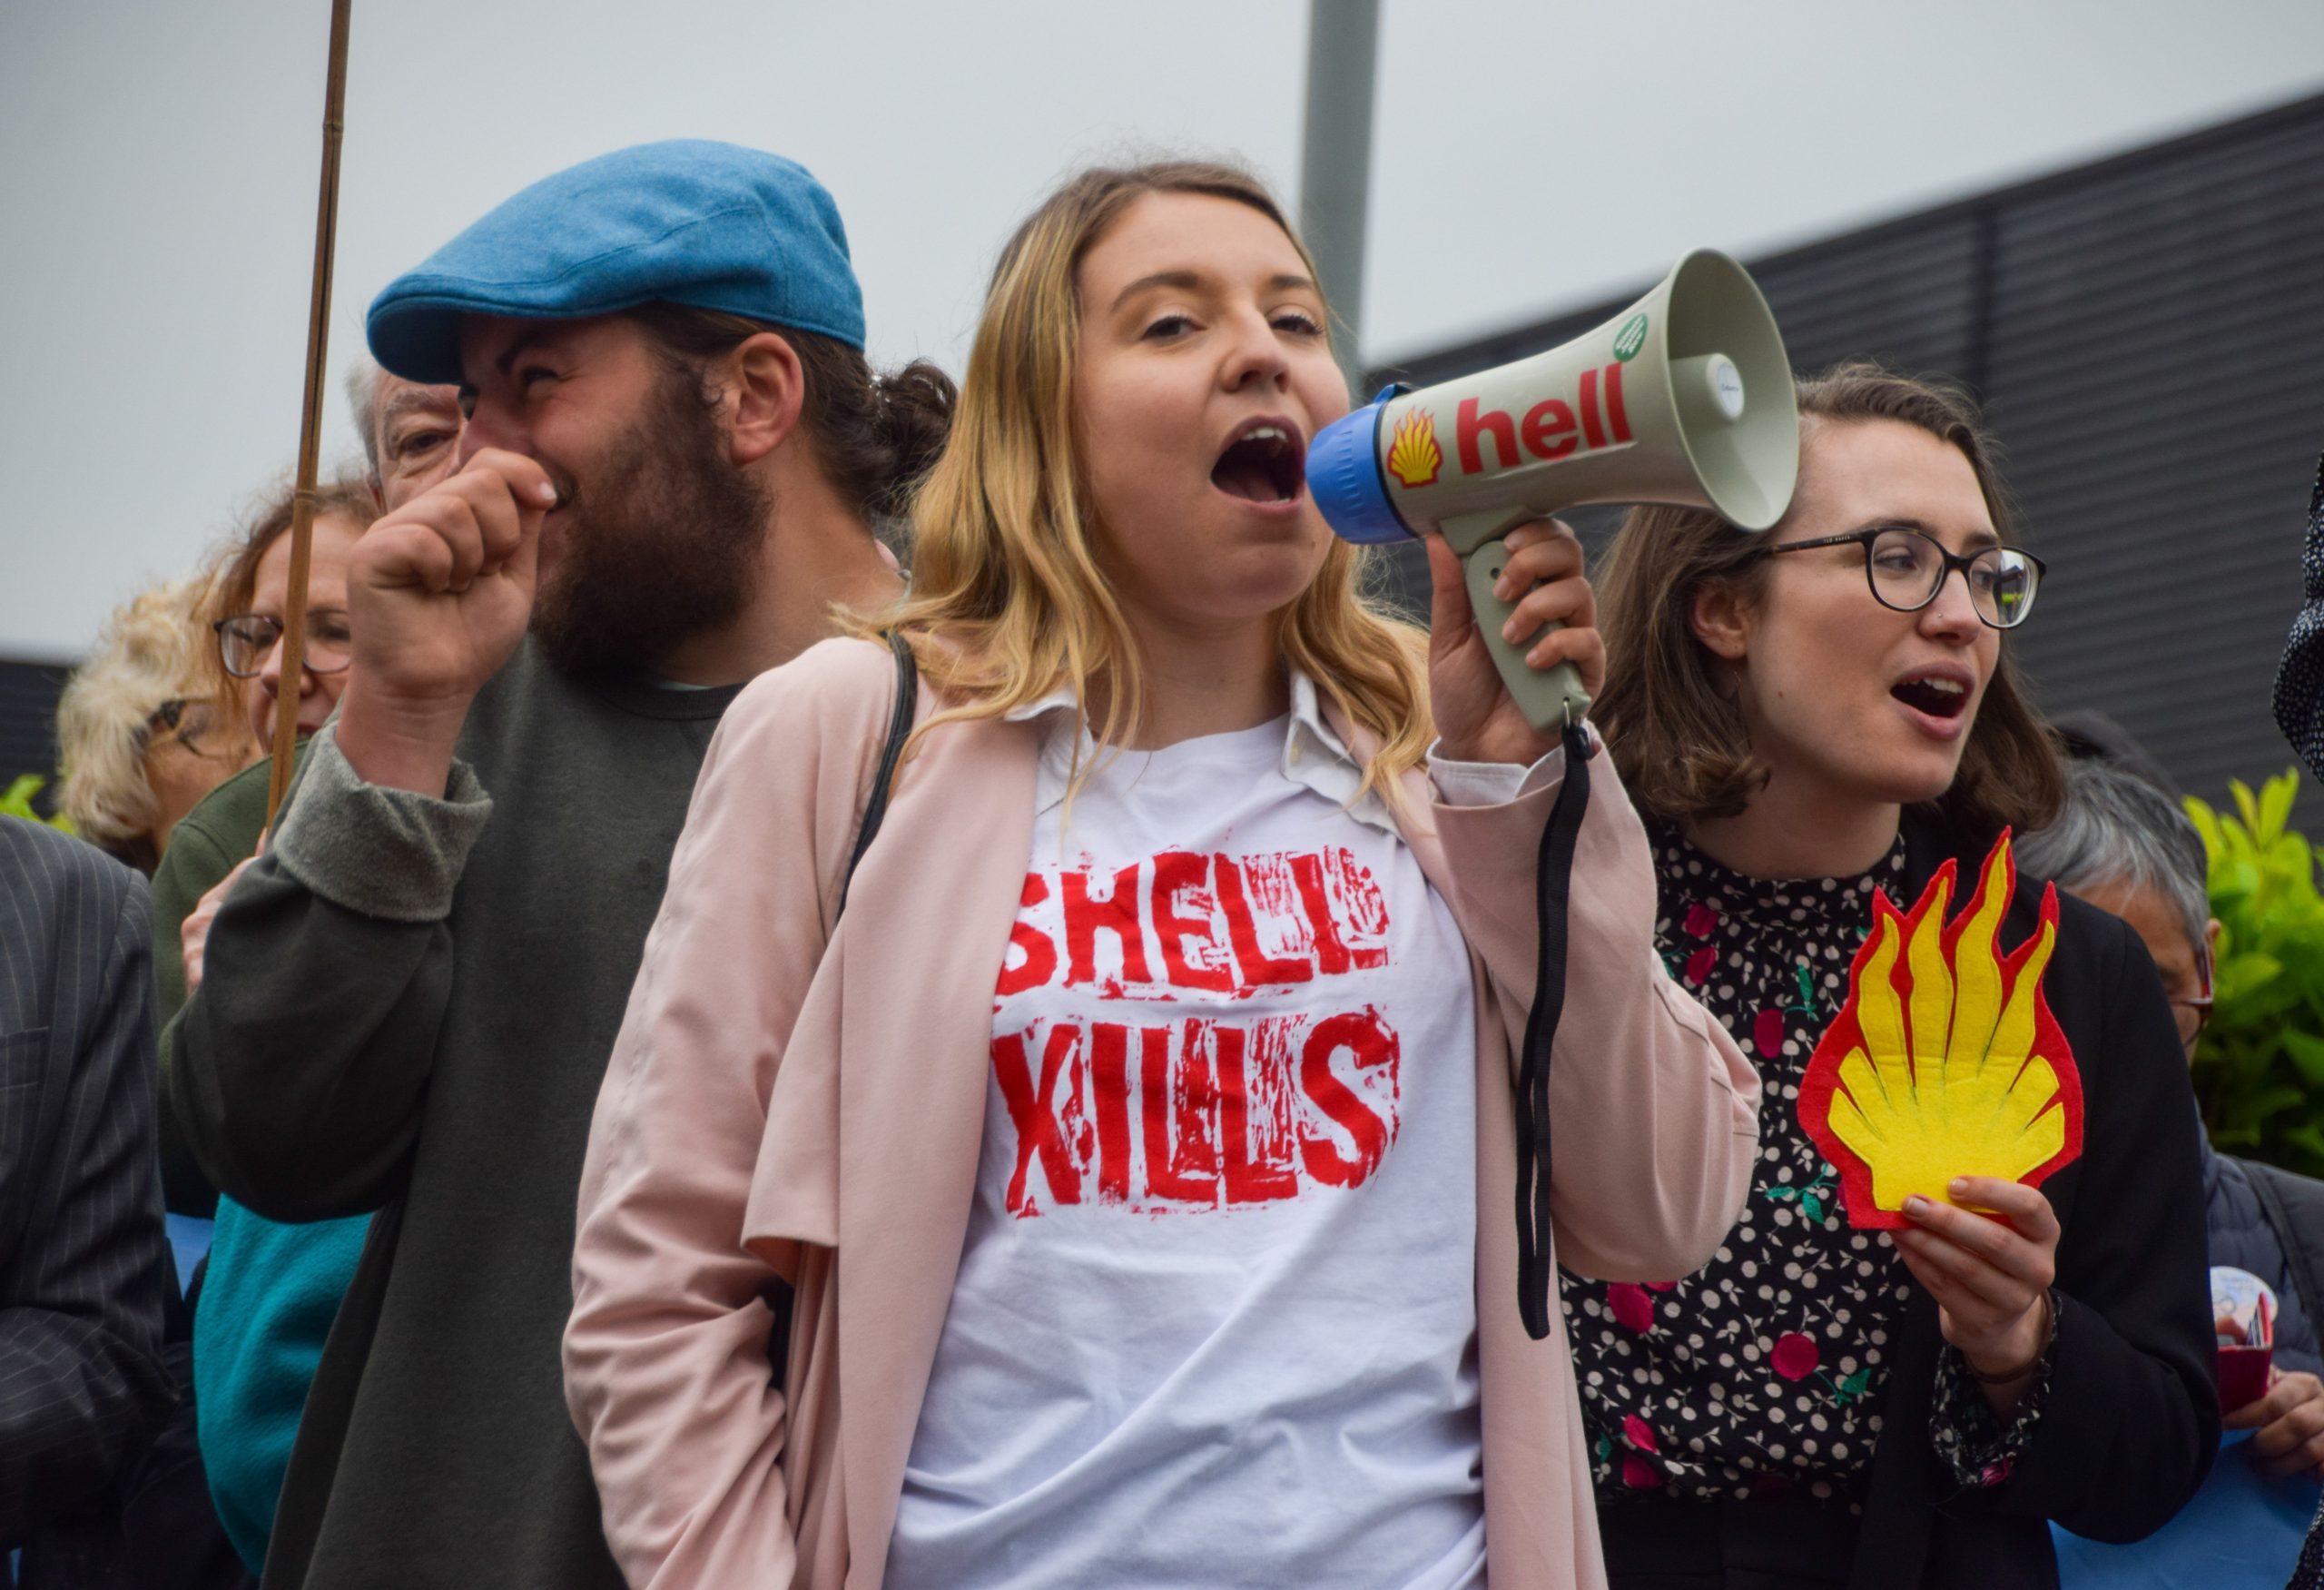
[153,752,281,1217]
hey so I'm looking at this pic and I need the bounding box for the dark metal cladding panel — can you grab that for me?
[0,658,70,817]
[1743,218,1985,382]
[1986,106,2324,825]
[1365,94,2324,821]
[1373,219,1984,397]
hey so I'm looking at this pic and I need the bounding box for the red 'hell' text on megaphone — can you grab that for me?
[1309,250,1799,729]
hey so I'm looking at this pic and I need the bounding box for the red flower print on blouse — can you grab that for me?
[1771,1332,1821,1381]
[1621,1454,1662,1488]
[1753,1008,1785,1058]
[1685,945,1717,986]
[1607,1283,1655,1332]
[1607,1281,1678,1332]
[1683,902,1720,939]
[1622,1415,1659,1453]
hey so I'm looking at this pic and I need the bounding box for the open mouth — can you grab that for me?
[1891,670,1971,720]
[1211,420,1305,505]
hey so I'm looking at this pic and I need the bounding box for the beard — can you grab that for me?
[529,370,771,680]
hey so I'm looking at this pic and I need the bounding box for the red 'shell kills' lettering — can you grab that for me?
[992,1009,1403,1216]
[1012,848,1389,998]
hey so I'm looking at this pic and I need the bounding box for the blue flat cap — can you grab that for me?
[368,140,864,384]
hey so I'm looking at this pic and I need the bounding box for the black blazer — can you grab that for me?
[1843,815,2221,1589]
[0,818,175,1557]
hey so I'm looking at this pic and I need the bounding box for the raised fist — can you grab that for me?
[336,448,555,793]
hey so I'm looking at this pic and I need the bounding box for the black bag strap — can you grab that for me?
[838,631,918,917]
[768,632,913,1392]
[1514,717,1593,1340]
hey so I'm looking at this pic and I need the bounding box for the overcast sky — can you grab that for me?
[5,0,2321,661]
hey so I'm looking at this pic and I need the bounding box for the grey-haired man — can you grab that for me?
[343,358,465,509]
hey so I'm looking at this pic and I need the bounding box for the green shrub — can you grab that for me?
[2185,768,2324,1176]
[1,774,74,834]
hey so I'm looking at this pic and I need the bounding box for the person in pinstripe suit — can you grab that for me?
[0,815,175,1583]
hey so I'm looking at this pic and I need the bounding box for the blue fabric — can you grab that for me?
[368,139,864,383]
[2205,1141,2323,1378]
[2060,1144,2324,1586]
[2054,1430,2321,1587]
[192,1196,369,1573]
[164,1213,212,1294]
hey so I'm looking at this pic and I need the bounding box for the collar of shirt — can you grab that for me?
[1000,670,1396,835]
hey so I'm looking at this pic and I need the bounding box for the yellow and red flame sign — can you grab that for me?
[1797,834,2083,1229]
[1385,406,1443,488]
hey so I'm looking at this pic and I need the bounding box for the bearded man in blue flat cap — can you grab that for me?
[171,141,952,1590]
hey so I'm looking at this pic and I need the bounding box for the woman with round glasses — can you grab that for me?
[208,474,376,751]
[1565,362,2216,1588]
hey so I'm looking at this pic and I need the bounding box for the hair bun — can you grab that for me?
[871,360,958,514]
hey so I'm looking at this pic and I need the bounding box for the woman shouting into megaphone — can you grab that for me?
[562,160,1761,1590]
[1567,365,2218,1589]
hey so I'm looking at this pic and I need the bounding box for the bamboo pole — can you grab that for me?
[267,0,354,822]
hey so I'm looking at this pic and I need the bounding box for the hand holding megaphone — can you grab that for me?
[1310,250,1799,731]
[1424,518,1600,767]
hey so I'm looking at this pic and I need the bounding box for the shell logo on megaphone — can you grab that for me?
[1384,409,1442,487]
[1307,249,1801,731]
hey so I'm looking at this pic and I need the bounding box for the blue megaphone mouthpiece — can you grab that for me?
[1306,388,1414,545]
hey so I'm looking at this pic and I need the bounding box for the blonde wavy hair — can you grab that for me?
[56,574,229,856]
[855,160,1431,802]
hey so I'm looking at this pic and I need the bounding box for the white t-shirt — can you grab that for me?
[885,699,1488,1590]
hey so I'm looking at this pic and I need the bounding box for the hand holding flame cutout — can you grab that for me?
[1798,835,2084,1229]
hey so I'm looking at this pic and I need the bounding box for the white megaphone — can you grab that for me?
[1308,250,1800,729]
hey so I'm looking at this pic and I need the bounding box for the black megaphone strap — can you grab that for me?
[1514,717,1592,1340]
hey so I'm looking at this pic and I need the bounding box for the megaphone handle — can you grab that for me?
[1462,538,1592,732]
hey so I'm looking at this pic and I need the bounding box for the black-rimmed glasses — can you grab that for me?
[141,696,231,759]
[213,609,354,678]
[1757,527,2046,630]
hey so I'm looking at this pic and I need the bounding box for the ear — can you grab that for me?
[1689,578,1752,661]
[724,331,808,467]
[2204,916,2224,961]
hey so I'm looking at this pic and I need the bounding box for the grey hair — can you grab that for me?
[2016,755,2211,952]
[344,356,385,491]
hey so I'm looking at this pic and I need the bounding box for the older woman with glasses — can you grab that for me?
[55,574,254,874]
[1564,362,2217,1589]
[2018,753,2324,1501]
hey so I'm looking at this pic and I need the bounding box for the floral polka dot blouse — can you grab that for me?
[1557,825,2041,1507]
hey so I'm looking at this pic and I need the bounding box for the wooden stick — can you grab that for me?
[267,0,354,822]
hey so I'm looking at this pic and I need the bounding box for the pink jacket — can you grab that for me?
[565,637,1761,1589]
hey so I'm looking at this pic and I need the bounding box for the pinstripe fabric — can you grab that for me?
[0,816,174,1548]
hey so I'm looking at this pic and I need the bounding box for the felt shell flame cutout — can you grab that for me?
[1797,834,2083,1229]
